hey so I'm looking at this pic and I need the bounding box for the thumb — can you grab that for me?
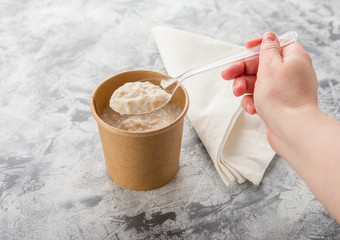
[259,32,282,66]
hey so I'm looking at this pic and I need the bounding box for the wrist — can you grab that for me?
[264,104,321,160]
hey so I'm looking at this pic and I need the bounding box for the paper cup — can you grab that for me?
[90,70,189,191]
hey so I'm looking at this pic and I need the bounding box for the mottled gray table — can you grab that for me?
[1,0,340,239]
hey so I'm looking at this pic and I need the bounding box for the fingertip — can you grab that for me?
[262,32,277,42]
[245,37,263,48]
[221,63,244,80]
[241,95,256,114]
[233,77,246,97]
[233,84,242,97]
[221,69,229,80]
[246,103,257,115]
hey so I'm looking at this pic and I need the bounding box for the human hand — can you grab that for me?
[222,32,318,150]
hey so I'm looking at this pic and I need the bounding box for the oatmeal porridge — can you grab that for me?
[109,81,171,115]
[100,81,181,132]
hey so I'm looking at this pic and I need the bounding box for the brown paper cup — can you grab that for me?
[90,70,189,191]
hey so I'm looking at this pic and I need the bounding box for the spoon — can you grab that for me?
[112,31,298,115]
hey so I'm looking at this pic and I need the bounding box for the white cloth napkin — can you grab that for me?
[152,27,276,185]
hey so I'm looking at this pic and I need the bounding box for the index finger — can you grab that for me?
[221,57,259,80]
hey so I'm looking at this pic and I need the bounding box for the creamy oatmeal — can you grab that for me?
[100,102,181,132]
[109,81,171,115]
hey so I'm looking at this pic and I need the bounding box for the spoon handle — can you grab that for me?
[176,31,298,82]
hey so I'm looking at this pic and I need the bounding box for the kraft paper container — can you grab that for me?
[90,70,189,191]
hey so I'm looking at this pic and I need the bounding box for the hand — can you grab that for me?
[221,32,318,151]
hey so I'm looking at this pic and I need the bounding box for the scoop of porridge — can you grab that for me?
[100,101,181,132]
[109,81,171,115]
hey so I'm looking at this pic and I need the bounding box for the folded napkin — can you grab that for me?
[152,27,276,185]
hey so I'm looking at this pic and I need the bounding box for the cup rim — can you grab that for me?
[90,70,189,137]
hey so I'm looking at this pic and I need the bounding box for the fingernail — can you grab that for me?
[233,82,238,89]
[246,103,252,113]
[263,32,276,43]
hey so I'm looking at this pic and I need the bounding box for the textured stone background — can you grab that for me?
[0,0,339,239]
